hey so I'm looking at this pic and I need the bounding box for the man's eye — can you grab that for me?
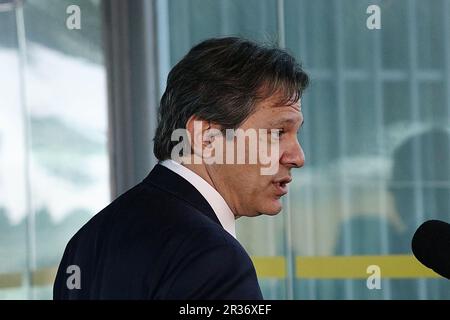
[271,129,285,139]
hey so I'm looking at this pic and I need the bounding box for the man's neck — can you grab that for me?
[183,163,215,190]
[182,162,238,217]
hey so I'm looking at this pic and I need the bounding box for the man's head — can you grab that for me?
[154,37,309,217]
[389,128,450,232]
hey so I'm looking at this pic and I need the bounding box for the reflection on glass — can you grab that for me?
[0,0,108,299]
[160,0,450,300]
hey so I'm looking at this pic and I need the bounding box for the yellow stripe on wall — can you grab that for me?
[32,267,58,287]
[0,255,442,289]
[251,256,286,278]
[251,255,441,279]
[295,255,440,279]
[0,272,22,289]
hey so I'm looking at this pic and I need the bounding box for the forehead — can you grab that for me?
[255,94,302,123]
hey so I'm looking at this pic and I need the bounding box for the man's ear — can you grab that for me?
[185,116,223,158]
[185,115,210,157]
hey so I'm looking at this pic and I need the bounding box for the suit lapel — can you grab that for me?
[142,164,222,226]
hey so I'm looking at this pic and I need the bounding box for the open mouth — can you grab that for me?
[273,181,288,196]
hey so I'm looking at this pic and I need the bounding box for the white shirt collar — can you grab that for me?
[159,159,236,238]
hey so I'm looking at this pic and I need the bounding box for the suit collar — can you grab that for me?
[159,160,236,238]
[142,164,221,227]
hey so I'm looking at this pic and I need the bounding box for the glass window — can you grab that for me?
[159,0,450,299]
[0,0,109,299]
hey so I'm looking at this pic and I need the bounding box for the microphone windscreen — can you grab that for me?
[411,220,450,279]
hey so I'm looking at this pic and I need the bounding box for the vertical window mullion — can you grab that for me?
[371,0,391,300]
[444,0,450,122]
[296,0,317,301]
[334,0,353,300]
[407,0,427,299]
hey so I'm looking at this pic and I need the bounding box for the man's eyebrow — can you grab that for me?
[269,116,303,127]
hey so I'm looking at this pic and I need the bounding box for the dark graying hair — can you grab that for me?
[153,37,309,160]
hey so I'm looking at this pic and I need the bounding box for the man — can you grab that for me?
[388,128,450,299]
[54,37,309,299]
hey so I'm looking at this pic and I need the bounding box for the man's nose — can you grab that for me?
[280,140,305,169]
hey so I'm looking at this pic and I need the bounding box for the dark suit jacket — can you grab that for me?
[53,164,263,300]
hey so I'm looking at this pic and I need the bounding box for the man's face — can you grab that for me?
[207,93,305,217]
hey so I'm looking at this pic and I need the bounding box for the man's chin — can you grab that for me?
[259,199,283,215]
[239,198,283,217]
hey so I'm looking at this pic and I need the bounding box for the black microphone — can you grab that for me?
[411,220,450,279]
